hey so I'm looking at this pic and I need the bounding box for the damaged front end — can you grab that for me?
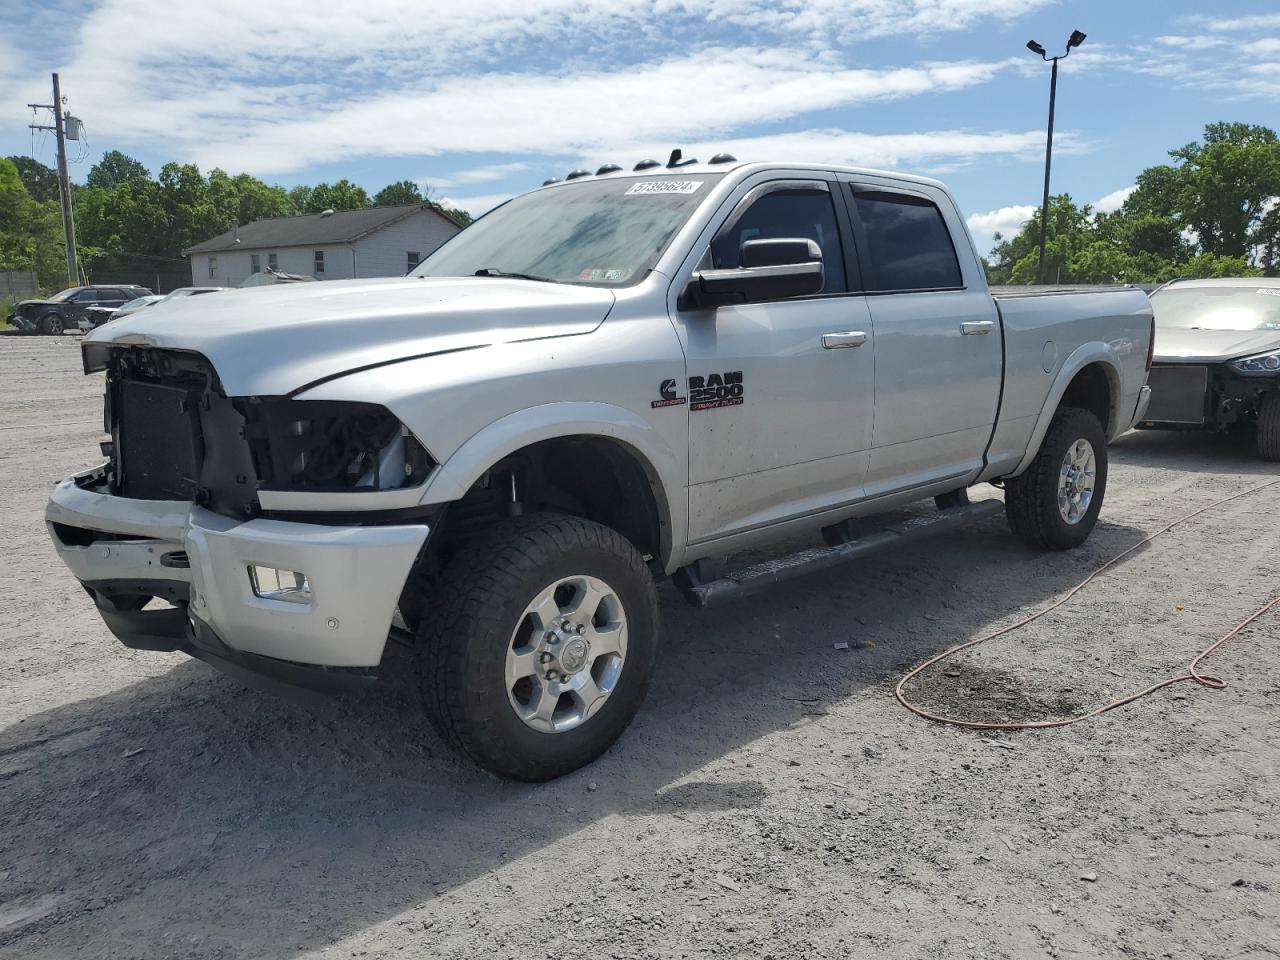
[50,343,435,693]
[85,342,435,518]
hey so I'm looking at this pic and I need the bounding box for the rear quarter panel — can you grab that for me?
[984,288,1152,478]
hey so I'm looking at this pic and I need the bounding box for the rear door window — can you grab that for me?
[851,189,962,292]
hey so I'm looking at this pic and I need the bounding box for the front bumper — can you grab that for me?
[47,470,429,688]
[10,313,36,332]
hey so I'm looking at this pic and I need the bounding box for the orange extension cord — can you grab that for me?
[896,477,1280,731]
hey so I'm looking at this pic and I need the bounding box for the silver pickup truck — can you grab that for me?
[47,158,1153,779]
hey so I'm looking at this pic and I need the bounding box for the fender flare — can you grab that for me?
[419,401,685,565]
[1009,342,1123,477]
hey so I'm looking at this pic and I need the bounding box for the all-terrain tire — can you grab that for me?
[38,313,64,335]
[1258,392,1280,462]
[1004,406,1108,551]
[416,513,659,781]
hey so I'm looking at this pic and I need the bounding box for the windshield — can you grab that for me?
[49,287,80,301]
[1150,286,1280,332]
[412,173,723,286]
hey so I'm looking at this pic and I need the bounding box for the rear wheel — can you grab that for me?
[38,313,64,336]
[1004,406,1108,551]
[1258,392,1280,462]
[417,514,659,781]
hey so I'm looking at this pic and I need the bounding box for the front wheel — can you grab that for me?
[417,514,659,781]
[38,313,64,336]
[1258,391,1280,462]
[1004,406,1108,551]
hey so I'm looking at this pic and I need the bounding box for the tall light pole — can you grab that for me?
[1026,29,1086,285]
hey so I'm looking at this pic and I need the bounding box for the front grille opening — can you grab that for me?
[52,523,148,548]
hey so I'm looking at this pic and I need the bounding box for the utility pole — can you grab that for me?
[28,73,79,284]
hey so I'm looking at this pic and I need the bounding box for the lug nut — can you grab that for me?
[575,624,586,635]
[539,652,553,663]
[546,670,559,682]
[561,619,572,630]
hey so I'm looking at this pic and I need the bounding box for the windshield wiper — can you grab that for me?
[474,267,560,284]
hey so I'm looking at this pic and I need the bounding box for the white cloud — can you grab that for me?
[11,0,1051,177]
[435,163,530,188]
[1092,185,1135,213]
[182,50,1022,174]
[1206,13,1280,32]
[616,127,1080,176]
[440,192,516,217]
[966,204,1037,237]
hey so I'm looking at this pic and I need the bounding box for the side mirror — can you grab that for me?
[684,238,823,309]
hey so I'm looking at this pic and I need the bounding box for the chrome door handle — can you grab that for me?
[822,331,868,349]
[960,320,996,336]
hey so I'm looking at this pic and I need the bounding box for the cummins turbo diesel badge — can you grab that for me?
[651,378,687,408]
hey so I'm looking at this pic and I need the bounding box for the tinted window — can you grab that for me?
[853,190,961,292]
[711,187,846,293]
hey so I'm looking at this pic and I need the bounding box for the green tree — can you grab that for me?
[0,157,67,289]
[298,179,370,213]
[6,156,59,203]
[1128,122,1280,272]
[86,150,150,189]
[373,179,423,206]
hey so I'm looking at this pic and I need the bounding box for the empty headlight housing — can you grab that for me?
[1230,349,1280,376]
[246,399,434,492]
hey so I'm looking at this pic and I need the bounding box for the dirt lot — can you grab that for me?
[1,333,1277,960]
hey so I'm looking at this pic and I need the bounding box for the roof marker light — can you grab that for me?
[633,159,661,170]
[709,153,737,164]
[596,163,622,175]
[565,169,591,179]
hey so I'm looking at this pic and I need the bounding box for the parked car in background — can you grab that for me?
[77,287,224,332]
[80,295,163,332]
[1140,278,1280,460]
[8,285,154,335]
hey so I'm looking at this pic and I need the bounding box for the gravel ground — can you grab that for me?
[1,334,1277,960]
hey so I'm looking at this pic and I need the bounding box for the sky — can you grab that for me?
[2,0,1278,255]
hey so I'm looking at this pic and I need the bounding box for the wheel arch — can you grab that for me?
[419,402,684,569]
[1010,344,1122,477]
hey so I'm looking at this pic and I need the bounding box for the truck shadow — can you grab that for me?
[0,511,1151,958]
[1111,427,1272,475]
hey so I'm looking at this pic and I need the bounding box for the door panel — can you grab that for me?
[862,289,1002,494]
[843,183,1002,496]
[671,176,874,544]
[683,296,875,540]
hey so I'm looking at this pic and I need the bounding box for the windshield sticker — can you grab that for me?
[625,180,704,196]
[578,267,631,282]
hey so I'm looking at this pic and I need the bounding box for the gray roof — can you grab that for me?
[183,203,458,255]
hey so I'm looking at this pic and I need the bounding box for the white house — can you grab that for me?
[183,203,463,287]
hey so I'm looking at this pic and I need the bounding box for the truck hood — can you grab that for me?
[84,276,616,396]
[1153,326,1280,364]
